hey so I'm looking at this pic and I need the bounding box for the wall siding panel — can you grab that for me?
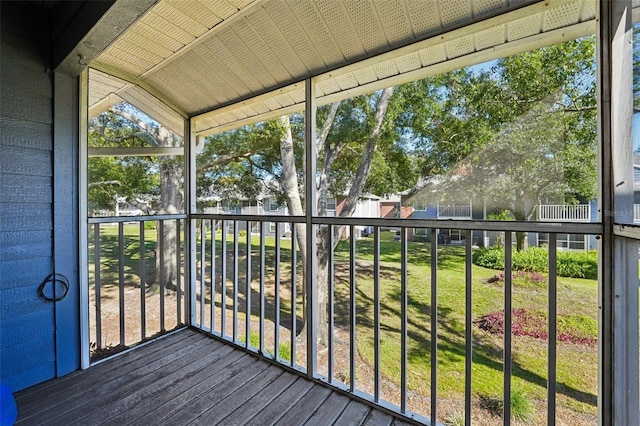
[0,175,52,204]
[0,1,56,392]
[0,312,55,347]
[1,117,52,150]
[0,149,52,176]
[0,258,52,290]
[1,203,52,231]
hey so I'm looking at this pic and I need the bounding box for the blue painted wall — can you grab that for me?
[1,1,80,392]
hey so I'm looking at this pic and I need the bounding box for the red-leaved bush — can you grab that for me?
[487,271,547,286]
[476,308,596,346]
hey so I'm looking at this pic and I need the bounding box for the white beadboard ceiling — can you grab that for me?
[87,0,616,137]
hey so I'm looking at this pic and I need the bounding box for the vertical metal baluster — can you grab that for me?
[233,221,239,341]
[183,218,188,329]
[548,233,558,425]
[246,221,252,348]
[328,225,335,382]
[374,225,381,402]
[210,219,215,334]
[275,224,281,359]
[504,232,513,425]
[200,219,206,329]
[260,222,266,353]
[291,225,297,367]
[465,229,473,426]
[431,228,438,424]
[159,220,165,332]
[221,220,227,338]
[176,220,182,326]
[94,224,102,349]
[140,221,146,341]
[350,224,357,392]
[118,222,125,346]
[400,227,409,413]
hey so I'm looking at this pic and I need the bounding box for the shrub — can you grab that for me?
[144,220,156,230]
[487,271,547,288]
[473,246,597,279]
[556,250,598,279]
[476,308,597,346]
[480,388,534,422]
[472,246,504,269]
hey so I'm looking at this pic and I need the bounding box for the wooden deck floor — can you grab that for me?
[14,328,416,425]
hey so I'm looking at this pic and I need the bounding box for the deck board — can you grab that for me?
[14,328,419,425]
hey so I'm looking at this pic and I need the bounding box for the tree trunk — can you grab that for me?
[315,88,395,347]
[277,116,307,338]
[514,189,527,251]
[153,157,181,291]
[279,89,395,348]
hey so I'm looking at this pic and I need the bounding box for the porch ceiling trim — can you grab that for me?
[87,0,616,138]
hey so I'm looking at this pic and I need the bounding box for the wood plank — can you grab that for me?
[132,353,260,425]
[220,372,300,426]
[15,331,202,414]
[15,330,195,403]
[273,384,332,425]
[15,330,197,403]
[334,399,371,425]
[13,330,413,426]
[155,357,272,425]
[190,366,288,424]
[77,342,237,425]
[244,377,315,425]
[303,391,351,425]
[392,418,418,426]
[31,337,222,425]
[101,346,245,425]
[362,408,396,426]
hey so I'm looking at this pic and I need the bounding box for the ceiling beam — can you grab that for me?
[53,0,158,76]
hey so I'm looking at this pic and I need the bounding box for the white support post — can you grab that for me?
[598,1,639,425]
[78,68,90,369]
[186,117,197,326]
[305,78,318,378]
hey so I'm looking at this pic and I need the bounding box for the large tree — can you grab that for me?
[426,37,597,250]
[88,105,184,290]
[197,88,410,344]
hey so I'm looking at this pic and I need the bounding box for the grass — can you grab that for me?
[480,387,535,422]
[91,224,599,417]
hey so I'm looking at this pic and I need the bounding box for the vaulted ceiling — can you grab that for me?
[85,0,623,137]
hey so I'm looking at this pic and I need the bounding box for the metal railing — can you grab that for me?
[88,215,187,361]
[437,203,472,218]
[191,213,601,425]
[539,204,591,221]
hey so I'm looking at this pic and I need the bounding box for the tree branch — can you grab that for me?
[340,87,395,220]
[196,151,257,173]
[316,102,341,152]
[126,197,156,215]
[88,180,122,188]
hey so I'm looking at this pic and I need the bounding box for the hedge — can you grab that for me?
[472,246,597,279]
